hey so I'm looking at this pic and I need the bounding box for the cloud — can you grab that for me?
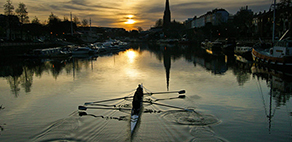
[0,0,274,30]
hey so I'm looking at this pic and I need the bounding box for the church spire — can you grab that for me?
[163,0,171,28]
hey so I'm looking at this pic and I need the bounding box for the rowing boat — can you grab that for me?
[130,84,144,135]
[79,86,187,137]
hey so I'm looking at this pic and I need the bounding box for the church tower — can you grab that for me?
[163,0,171,28]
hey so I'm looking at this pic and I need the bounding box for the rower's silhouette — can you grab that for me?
[132,85,143,114]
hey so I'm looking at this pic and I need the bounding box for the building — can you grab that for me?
[253,6,292,39]
[184,8,229,29]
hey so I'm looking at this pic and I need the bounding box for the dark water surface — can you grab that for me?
[0,43,291,142]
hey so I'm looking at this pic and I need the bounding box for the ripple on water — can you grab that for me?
[189,127,229,142]
[161,110,221,126]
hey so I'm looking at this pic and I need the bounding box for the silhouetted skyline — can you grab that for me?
[0,0,273,30]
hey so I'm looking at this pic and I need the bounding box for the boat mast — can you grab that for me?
[71,12,73,36]
[272,0,276,43]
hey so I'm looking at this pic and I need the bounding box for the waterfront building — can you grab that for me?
[184,8,229,29]
[253,6,292,39]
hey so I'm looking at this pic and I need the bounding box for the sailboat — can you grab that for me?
[252,0,292,68]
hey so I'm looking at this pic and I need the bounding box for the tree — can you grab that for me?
[3,0,14,15]
[234,7,254,37]
[48,12,61,23]
[73,16,81,27]
[16,3,29,24]
[137,27,143,32]
[47,13,62,36]
[279,0,292,8]
[31,16,40,24]
[154,19,163,28]
[63,16,68,22]
[81,19,89,27]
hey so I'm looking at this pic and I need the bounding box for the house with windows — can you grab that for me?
[184,8,229,29]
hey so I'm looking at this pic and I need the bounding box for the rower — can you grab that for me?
[132,85,143,114]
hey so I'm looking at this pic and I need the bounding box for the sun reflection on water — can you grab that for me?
[125,49,137,63]
[123,49,140,79]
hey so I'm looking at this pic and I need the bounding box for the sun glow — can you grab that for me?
[125,19,136,24]
[124,15,136,24]
[127,15,134,19]
[126,50,137,63]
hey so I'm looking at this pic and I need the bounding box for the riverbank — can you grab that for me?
[0,41,75,57]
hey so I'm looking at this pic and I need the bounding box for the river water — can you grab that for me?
[0,43,291,142]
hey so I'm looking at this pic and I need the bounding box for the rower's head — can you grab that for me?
[137,85,142,92]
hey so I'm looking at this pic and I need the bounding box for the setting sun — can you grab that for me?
[125,19,136,24]
[127,15,134,19]
[124,15,136,24]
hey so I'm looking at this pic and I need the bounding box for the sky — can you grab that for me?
[1,0,274,31]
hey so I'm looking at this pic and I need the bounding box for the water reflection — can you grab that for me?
[1,43,291,102]
[1,43,292,141]
[252,65,292,133]
[0,56,98,96]
[252,65,292,106]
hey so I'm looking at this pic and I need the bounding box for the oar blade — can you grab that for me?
[178,95,186,98]
[79,111,87,116]
[84,102,92,105]
[178,90,186,94]
[78,106,87,110]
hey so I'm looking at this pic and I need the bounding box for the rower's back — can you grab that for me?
[132,85,143,114]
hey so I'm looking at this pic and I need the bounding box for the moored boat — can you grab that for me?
[235,44,253,60]
[72,46,97,55]
[252,0,292,68]
[252,40,292,66]
[201,39,223,52]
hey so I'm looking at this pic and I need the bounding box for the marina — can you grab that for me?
[0,0,292,141]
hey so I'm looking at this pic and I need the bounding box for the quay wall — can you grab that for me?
[0,42,60,57]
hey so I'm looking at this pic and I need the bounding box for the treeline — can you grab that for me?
[1,0,92,42]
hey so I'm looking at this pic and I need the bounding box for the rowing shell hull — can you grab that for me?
[130,105,143,135]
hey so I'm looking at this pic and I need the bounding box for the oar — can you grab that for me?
[78,106,131,111]
[79,112,127,121]
[86,104,117,107]
[145,90,186,95]
[145,102,188,110]
[79,111,103,118]
[154,95,186,101]
[147,102,204,119]
[84,96,133,105]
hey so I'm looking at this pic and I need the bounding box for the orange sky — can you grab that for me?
[1,0,272,31]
